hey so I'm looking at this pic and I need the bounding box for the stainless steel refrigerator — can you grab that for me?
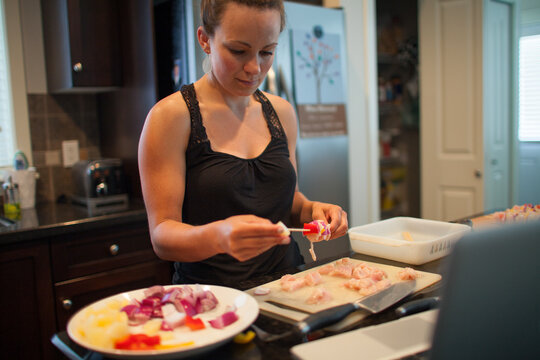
[266,2,351,262]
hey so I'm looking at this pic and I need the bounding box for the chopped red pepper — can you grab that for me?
[114,334,161,350]
[303,223,319,234]
[185,316,206,331]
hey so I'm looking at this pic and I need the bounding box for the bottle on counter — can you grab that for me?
[2,176,21,218]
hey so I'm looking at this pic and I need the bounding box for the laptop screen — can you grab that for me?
[429,220,540,359]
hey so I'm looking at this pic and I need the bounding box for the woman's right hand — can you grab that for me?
[214,215,290,262]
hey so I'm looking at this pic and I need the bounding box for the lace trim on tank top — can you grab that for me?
[180,84,208,146]
[180,84,286,147]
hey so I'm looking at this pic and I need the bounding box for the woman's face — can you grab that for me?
[206,3,281,96]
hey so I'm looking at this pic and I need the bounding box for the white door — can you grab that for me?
[420,0,485,221]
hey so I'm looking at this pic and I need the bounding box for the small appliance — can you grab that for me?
[71,159,129,215]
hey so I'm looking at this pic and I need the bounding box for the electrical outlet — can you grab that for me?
[62,140,80,167]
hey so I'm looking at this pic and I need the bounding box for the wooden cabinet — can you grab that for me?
[50,221,172,330]
[41,0,122,92]
[50,222,159,282]
[0,242,57,360]
[0,218,171,360]
[55,261,171,329]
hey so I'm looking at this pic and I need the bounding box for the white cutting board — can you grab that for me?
[246,258,441,331]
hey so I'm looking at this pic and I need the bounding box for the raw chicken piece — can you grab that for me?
[352,262,388,281]
[370,268,388,281]
[356,278,391,297]
[329,263,354,278]
[351,266,370,280]
[304,271,323,286]
[343,278,375,291]
[335,257,352,266]
[306,287,333,305]
[397,267,419,280]
[280,274,307,292]
[309,242,317,261]
[317,263,335,275]
[359,285,378,297]
[375,278,391,290]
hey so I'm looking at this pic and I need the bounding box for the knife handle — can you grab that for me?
[395,296,441,318]
[295,303,359,335]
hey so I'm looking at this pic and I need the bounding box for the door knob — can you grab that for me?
[474,169,482,178]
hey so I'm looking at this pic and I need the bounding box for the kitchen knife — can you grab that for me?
[395,296,441,318]
[294,280,416,335]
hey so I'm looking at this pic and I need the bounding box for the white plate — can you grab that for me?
[67,285,259,359]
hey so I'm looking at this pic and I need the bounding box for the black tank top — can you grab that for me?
[173,84,304,287]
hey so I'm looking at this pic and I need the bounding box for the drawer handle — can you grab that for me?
[73,62,83,72]
[110,244,119,256]
[62,299,73,310]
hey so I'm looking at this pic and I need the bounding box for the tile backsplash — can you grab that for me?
[27,94,101,203]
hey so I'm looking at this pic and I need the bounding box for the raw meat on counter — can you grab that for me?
[471,204,540,228]
[397,267,419,281]
[306,287,333,304]
[280,271,324,292]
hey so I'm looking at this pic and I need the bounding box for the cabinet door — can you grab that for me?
[55,261,172,329]
[41,0,122,91]
[50,222,158,282]
[0,243,57,359]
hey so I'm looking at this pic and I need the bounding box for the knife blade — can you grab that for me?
[294,280,416,335]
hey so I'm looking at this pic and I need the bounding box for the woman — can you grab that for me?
[138,0,348,287]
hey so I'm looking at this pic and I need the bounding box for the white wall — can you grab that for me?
[338,0,380,226]
[3,0,32,166]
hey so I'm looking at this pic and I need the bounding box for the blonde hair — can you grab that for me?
[200,0,285,37]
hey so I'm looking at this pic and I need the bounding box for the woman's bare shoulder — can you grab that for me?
[139,91,193,157]
[261,92,296,119]
[149,91,190,121]
[260,91,297,133]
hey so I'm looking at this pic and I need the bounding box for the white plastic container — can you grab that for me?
[4,168,38,209]
[348,217,471,265]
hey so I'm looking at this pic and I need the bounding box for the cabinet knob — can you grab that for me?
[62,298,73,310]
[109,244,119,256]
[73,62,83,72]
[474,169,482,178]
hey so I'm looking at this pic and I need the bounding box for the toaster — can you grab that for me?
[71,159,129,215]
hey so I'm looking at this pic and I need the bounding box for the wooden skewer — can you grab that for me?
[287,228,310,232]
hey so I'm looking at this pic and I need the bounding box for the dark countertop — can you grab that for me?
[0,199,147,246]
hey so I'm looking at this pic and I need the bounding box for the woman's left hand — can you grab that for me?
[311,202,348,240]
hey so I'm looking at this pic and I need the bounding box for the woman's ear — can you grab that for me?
[197,26,211,54]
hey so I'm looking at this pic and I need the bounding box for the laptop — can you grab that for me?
[291,220,540,360]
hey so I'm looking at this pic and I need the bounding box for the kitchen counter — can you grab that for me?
[51,251,447,360]
[0,200,147,246]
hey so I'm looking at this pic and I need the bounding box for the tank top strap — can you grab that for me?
[254,89,287,140]
[180,84,208,146]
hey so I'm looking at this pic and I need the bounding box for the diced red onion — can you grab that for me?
[144,285,165,298]
[180,299,197,317]
[209,311,238,329]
